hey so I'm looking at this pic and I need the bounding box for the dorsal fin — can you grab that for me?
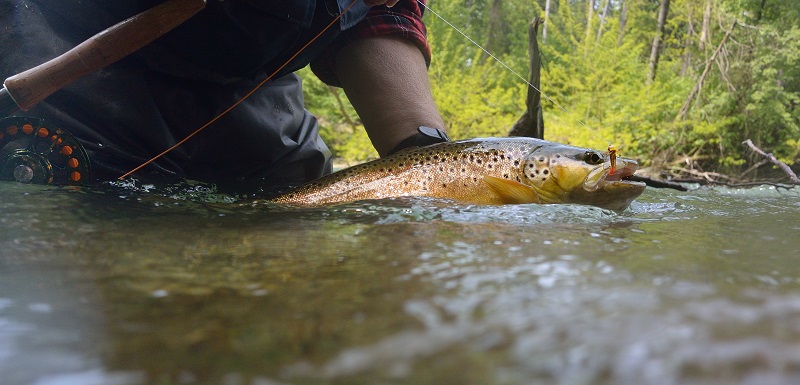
[483,175,541,204]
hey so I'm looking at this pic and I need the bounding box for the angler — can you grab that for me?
[0,0,446,185]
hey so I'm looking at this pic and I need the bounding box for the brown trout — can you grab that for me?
[272,138,646,211]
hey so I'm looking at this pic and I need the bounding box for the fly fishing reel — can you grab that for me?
[0,116,90,185]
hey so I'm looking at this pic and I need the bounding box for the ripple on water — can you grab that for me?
[317,197,624,226]
[2,180,800,385]
[311,270,800,385]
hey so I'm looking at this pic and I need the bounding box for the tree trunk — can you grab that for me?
[646,0,671,84]
[542,0,552,43]
[585,0,596,44]
[700,0,711,50]
[617,0,627,46]
[681,0,694,76]
[596,0,611,42]
[756,0,767,23]
[509,18,545,139]
[484,0,507,60]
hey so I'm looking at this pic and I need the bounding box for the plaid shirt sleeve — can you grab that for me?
[310,0,431,87]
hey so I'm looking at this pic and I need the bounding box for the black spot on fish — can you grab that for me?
[539,157,545,162]
[543,170,549,175]
[442,183,447,188]
[514,160,520,166]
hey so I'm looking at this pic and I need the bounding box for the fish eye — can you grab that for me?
[584,151,604,165]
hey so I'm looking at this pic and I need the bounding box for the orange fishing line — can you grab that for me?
[119,0,360,180]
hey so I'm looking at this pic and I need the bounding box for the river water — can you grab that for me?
[1,180,799,385]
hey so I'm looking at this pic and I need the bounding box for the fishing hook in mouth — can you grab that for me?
[582,162,639,191]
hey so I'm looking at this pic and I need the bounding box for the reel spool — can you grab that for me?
[0,116,90,185]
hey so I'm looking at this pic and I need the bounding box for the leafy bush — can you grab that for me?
[301,0,799,175]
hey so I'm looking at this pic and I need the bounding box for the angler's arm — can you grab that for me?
[333,35,445,157]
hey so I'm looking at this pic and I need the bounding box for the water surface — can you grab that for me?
[1,181,799,385]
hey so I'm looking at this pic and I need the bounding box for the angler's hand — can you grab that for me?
[364,0,401,7]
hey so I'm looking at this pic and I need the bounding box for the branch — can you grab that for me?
[739,158,770,179]
[742,139,800,184]
[675,19,736,121]
[327,86,357,129]
[673,167,737,182]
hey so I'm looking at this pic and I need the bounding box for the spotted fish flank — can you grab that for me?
[271,137,646,211]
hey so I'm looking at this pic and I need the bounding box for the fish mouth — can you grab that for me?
[584,161,646,191]
[576,160,647,211]
[604,163,645,186]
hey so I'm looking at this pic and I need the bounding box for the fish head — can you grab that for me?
[521,143,646,211]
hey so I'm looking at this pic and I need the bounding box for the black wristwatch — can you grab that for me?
[388,126,450,155]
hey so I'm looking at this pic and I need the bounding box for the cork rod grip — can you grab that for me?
[2,0,206,111]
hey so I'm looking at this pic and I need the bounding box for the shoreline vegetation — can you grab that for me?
[304,0,799,188]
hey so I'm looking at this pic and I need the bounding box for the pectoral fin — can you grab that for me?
[483,175,541,204]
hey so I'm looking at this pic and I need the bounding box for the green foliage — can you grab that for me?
[675,7,800,170]
[300,0,800,173]
[743,25,800,153]
[431,60,521,139]
[299,67,377,162]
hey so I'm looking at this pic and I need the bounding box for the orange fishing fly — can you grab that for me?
[607,144,618,175]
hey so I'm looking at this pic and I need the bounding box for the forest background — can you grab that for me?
[300,0,800,180]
